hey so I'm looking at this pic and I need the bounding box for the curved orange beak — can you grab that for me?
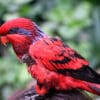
[1,36,9,46]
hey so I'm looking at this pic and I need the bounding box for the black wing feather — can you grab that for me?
[57,65,100,84]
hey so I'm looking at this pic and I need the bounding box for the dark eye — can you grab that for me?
[9,28,32,36]
[9,28,19,34]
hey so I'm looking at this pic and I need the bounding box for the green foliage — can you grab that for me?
[86,0,100,5]
[0,47,32,100]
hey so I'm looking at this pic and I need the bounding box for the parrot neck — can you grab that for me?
[32,24,47,42]
[12,35,47,61]
[10,24,47,61]
[12,42,31,59]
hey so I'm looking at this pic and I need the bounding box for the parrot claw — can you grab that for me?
[24,94,45,100]
[24,88,45,100]
[35,95,45,100]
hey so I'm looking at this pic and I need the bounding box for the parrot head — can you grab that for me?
[0,18,47,58]
[0,18,46,46]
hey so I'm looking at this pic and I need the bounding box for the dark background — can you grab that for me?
[0,0,100,100]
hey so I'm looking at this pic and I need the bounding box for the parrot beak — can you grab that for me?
[0,36,9,46]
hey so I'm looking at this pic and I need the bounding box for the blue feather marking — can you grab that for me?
[9,28,32,36]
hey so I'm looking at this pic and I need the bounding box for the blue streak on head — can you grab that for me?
[18,28,32,36]
[35,24,46,37]
[9,28,32,36]
[9,24,47,43]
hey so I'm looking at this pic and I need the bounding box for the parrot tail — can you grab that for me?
[89,83,100,95]
[81,81,100,95]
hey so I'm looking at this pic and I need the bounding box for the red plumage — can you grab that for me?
[0,18,100,96]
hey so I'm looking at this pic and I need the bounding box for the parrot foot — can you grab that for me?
[24,94,45,100]
[24,87,45,100]
[35,95,45,100]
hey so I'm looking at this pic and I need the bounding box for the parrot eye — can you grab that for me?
[9,28,19,34]
[9,28,32,36]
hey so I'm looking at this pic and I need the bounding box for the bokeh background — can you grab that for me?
[0,0,100,100]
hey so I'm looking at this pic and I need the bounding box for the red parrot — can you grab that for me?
[0,18,100,96]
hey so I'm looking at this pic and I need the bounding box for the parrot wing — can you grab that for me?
[29,37,100,84]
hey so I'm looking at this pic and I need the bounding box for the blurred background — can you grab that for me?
[0,0,100,100]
